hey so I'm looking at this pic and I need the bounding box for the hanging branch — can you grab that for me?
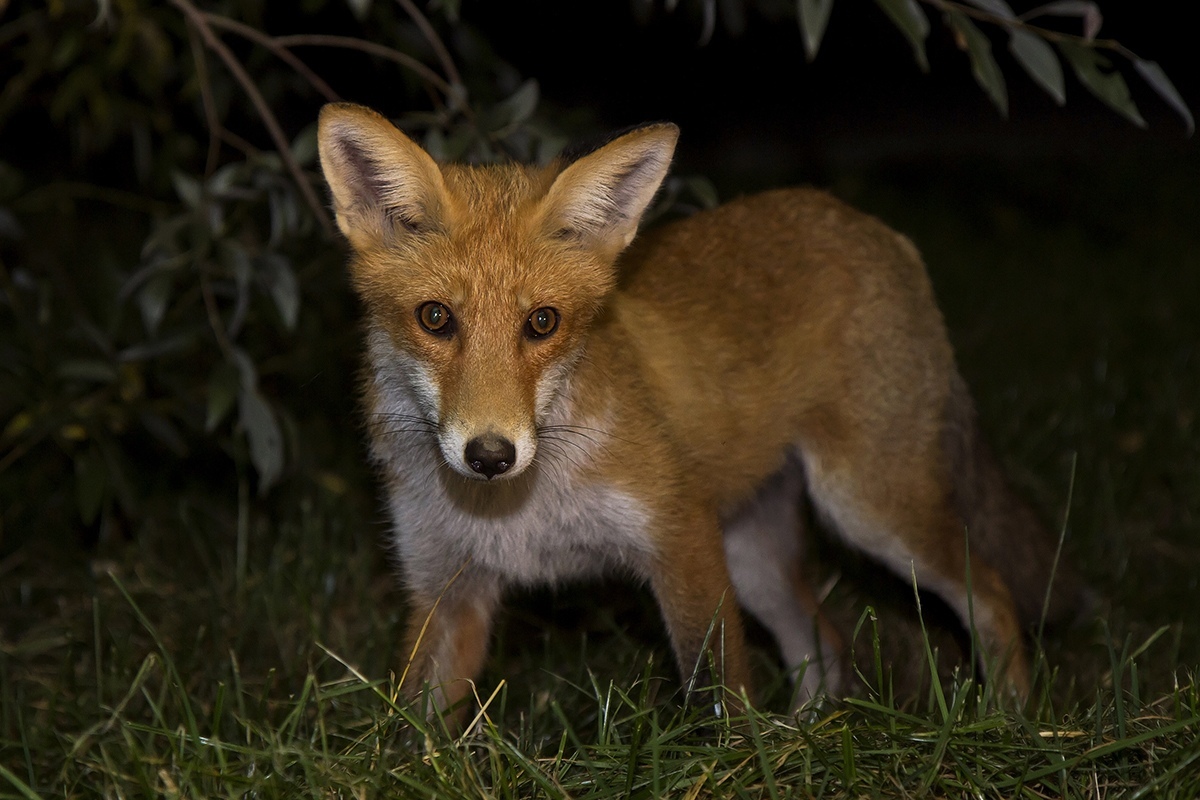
[168,0,334,235]
[272,33,454,97]
[800,0,1192,133]
[394,0,463,92]
[187,27,226,175]
[200,13,341,103]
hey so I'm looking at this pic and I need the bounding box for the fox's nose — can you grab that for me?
[464,434,516,479]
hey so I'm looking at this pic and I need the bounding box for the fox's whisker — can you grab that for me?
[542,423,641,449]
[371,413,438,428]
[538,432,593,459]
[536,438,584,472]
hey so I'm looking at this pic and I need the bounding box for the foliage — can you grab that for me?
[669,0,1193,132]
[0,0,1189,547]
[0,0,568,548]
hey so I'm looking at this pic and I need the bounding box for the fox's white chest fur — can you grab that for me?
[365,329,653,595]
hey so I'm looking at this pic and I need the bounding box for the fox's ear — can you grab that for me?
[541,123,678,257]
[317,103,449,251]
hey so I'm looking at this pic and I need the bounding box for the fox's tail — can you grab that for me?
[942,372,1094,629]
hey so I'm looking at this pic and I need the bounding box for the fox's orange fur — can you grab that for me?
[317,103,1086,722]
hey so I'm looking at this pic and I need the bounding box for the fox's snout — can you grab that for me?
[462,432,517,479]
[437,413,538,483]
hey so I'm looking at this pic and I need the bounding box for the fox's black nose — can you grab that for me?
[465,434,516,479]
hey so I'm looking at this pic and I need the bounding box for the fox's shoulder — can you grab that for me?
[638,187,911,254]
[619,186,924,302]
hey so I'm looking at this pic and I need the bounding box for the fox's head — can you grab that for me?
[318,104,677,481]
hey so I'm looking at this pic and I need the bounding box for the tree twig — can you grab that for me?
[217,128,262,161]
[187,26,223,176]
[273,33,452,96]
[168,0,333,236]
[921,0,1137,60]
[201,12,341,103]
[200,272,237,361]
[394,0,462,90]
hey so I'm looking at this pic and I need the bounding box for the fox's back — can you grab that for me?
[604,188,957,506]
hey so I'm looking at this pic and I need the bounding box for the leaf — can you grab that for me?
[139,216,190,260]
[423,127,447,161]
[75,447,108,526]
[118,334,193,362]
[170,170,202,209]
[1133,60,1194,136]
[240,387,284,493]
[797,0,835,61]
[139,411,187,457]
[57,359,118,384]
[1025,1,1101,40]
[0,208,23,240]
[345,0,372,20]
[962,0,1015,20]
[291,123,320,167]
[261,253,300,331]
[3,412,33,442]
[268,187,300,246]
[488,79,539,133]
[208,162,244,196]
[431,0,461,23]
[698,0,716,46]
[232,349,283,492]
[1009,29,1065,105]
[718,0,746,38]
[1058,42,1145,128]
[946,10,1008,117]
[874,0,929,71]
[535,132,569,165]
[687,176,720,210]
[206,361,240,433]
[443,125,478,161]
[220,240,253,339]
[137,271,172,335]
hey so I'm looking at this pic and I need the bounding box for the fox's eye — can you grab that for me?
[525,307,559,339]
[416,302,455,336]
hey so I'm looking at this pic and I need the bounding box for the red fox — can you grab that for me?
[317,103,1086,721]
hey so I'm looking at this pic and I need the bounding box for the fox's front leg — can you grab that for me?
[399,575,502,727]
[649,509,753,718]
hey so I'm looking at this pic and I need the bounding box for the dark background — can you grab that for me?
[463,0,1195,184]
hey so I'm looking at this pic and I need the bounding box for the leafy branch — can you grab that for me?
[169,0,335,235]
[0,0,558,530]
[165,0,478,235]
[798,0,1193,133]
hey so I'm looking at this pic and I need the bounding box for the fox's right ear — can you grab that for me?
[317,103,449,251]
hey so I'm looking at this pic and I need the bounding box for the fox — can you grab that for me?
[316,102,1087,723]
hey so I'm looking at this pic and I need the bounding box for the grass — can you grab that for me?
[3,142,1200,796]
[4,534,1199,799]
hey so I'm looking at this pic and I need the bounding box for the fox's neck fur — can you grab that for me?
[363,321,657,594]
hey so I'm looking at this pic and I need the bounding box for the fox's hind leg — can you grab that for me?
[723,459,845,709]
[798,434,1030,701]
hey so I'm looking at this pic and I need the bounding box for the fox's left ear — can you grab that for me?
[541,123,678,258]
